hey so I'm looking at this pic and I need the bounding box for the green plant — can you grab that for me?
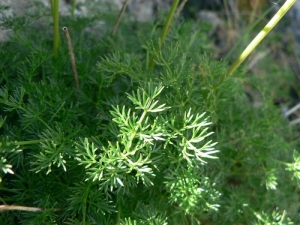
[0,0,300,224]
[224,0,296,82]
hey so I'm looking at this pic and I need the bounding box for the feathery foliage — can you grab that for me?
[0,1,299,224]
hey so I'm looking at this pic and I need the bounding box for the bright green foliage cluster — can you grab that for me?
[0,1,300,225]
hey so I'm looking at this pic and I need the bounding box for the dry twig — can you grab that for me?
[174,0,188,19]
[112,0,130,36]
[62,27,79,87]
[0,205,42,212]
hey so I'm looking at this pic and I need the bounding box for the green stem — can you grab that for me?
[126,110,147,151]
[82,181,92,225]
[223,0,296,80]
[165,62,183,105]
[50,0,54,17]
[150,0,180,68]
[212,0,296,92]
[50,0,60,59]
[224,1,279,61]
[71,0,76,17]
[1,139,54,147]
[116,196,121,225]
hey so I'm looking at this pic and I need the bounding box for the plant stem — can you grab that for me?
[71,0,77,17]
[0,139,54,147]
[224,0,296,79]
[0,205,42,212]
[159,0,180,47]
[112,0,130,36]
[126,110,147,150]
[212,0,296,92]
[50,0,60,59]
[62,27,79,87]
[150,0,180,68]
[82,181,92,225]
[224,0,279,61]
[174,0,188,19]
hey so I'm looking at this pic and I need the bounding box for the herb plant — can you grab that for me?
[0,0,300,224]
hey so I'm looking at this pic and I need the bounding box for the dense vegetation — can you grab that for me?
[0,1,299,224]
